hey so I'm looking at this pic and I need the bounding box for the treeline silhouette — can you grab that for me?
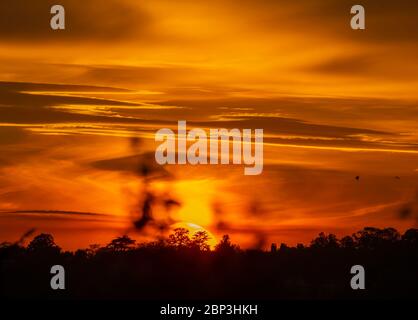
[1,227,418,299]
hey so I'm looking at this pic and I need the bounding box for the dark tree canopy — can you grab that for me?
[167,228,191,248]
[106,235,136,252]
[310,232,339,249]
[402,228,418,243]
[191,230,211,251]
[2,227,418,299]
[215,234,240,253]
[27,233,60,253]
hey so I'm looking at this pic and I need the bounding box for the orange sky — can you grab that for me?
[1,0,418,250]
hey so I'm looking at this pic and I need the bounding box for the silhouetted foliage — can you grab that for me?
[353,227,400,249]
[215,235,240,254]
[167,228,191,248]
[296,243,305,250]
[191,230,211,251]
[279,243,289,252]
[402,228,418,244]
[27,233,61,255]
[106,235,136,252]
[339,236,353,248]
[310,232,339,249]
[1,227,418,299]
[0,241,12,249]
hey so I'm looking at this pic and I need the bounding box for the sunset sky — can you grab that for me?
[1,0,418,249]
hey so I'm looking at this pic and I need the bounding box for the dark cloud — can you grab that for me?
[306,55,375,76]
[0,210,108,217]
[0,81,137,108]
[0,81,131,93]
[226,0,418,44]
[0,0,151,42]
[0,81,154,124]
[303,52,418,80]
[262,136,418,153]
[91,152,171,180]
[1,81,415,154]
[158,95,418,125]
[0,127,28,145]
[192,116,387,139]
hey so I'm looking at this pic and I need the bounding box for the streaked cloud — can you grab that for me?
[0,0,152,42]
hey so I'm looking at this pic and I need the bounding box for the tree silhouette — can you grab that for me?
[379,227,400,242]
[296,243,305,250]
[310,232,339,249]
[340,235,356,248]
[106,235,136,252]
[402,228,418,244]
[0,241,12,249]
[27,233,61,254]
[215,234,239,253]
[191,230,211,251]
[2,226,418,300]
[353,227,400,249]
[279,243,289,252]
[167,228,191,248]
